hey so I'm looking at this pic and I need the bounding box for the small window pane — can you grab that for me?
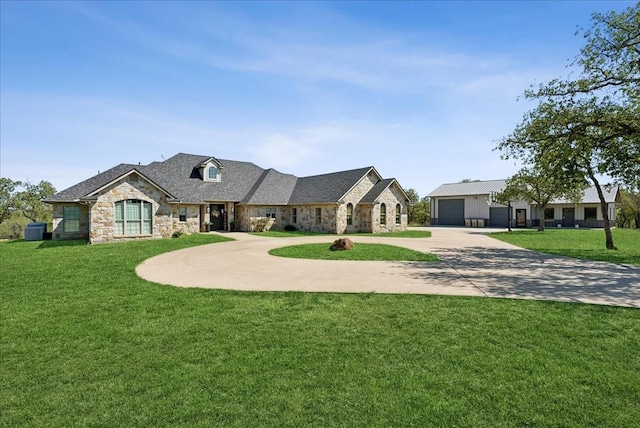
[179,207,187,222]
[63,206,80,232]
[395,204,401,224]
[292,208,297,224]
[380,203,386,225]
[126,201,141,220]
[585,207,597,221]
[315,208,322,225]
[346,203,353,226]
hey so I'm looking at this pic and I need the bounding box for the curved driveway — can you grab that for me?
[136,228,640,308]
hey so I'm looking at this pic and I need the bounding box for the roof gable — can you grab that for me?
[44,163,138,202]
[360,178,410,203]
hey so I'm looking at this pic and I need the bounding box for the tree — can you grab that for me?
[496,168,585,232]
[405,188,419,223]
[404,188,430,225]
[617,188,640,228]
[496,4,640,250]
[15,180,56,222]
[412,196,431,225]
[0,178,21,225]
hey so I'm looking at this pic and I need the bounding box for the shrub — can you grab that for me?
[171,230,184,238]
[284,225,297,232]
[250,217,272,232]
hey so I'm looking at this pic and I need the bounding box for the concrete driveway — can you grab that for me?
[136,227,640,308]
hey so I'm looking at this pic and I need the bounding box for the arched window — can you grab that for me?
[346,203,353,226]
[395,204,401,225]
[115,199,152,235]
[380,203,386,225]
[208,166,218,180]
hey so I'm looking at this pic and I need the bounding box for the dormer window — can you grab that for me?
[198,157,224,182]
[208,166,218,180]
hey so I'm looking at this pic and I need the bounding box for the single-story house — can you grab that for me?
[44,153,410,243]
[427,179,619,228]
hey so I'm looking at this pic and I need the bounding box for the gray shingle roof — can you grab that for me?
[239,169,298,205]
[428,179,618,203]
[45,154,400,206]
[44,163,139,202]
[289,167,374,204]
[140,154,265,203]
[360,179,394,203]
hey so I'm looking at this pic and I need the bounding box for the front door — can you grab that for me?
[516,209,526,228]
[209,204,225,231]
[562,208,575,227]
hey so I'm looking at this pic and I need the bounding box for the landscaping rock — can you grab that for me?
[330,237,354,251]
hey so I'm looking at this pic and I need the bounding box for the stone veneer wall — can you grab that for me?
[336,171,378,233]
[370,184,407,233]
[172,204,201,235]
[287,205,338,233]
[51,203,90,241]
[88,180,171,243]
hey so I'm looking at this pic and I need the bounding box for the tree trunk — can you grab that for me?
[590,173,617,250]
[537,204,546,231]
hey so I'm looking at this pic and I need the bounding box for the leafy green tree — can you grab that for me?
[0,178,21,224]
[496,168,585,232]
[405,188,419,223]
[15,180,56,222]
[617,188,640,228]
[496,4,639,250]
[404,188,430,225]
[412,196,431,225]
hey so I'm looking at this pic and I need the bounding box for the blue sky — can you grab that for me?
[1,1,634,198]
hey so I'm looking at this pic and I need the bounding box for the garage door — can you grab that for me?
[438,199,465,226]
[489,207,508,227]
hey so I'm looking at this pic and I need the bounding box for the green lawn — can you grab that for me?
[269,242,438,261]
[489,228,640,266]
[251,230,432,238]
[2,235,639,427]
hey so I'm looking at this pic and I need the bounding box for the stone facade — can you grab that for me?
[51,203,90,241]
[370,184,408,233]
[233,171,409,234]
[52,175,204,243]
[49,163,408,242]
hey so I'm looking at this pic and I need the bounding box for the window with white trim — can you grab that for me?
[63,206,80,232]
[395,204,401,225]
[208,166,218,180]
[179,207,187,222]
[266,207,276,219]
[380,203,386,225]
[115,199,152,235]
[346,203,353,226]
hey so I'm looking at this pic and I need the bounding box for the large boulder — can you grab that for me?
[330,237,354,251]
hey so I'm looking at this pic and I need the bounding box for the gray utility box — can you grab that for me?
[25,222,47,241]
